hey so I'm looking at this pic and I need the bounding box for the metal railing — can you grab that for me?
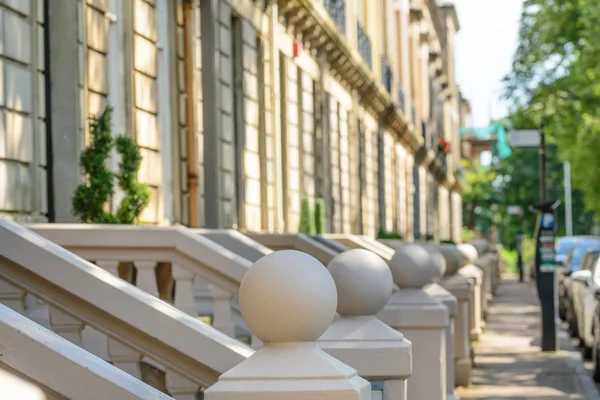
[357,21,372,69]
[381,56,393,93]
[323,0,346,33]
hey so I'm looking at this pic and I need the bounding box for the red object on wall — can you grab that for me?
[292,40,302,58]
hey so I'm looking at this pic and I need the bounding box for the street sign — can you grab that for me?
[507,205,523,215]
[509,130,540,147]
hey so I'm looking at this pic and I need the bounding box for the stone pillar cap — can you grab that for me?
[457,243,478,265]
[390,244,439,289]
[317,249,412,379]
[205,250,371,399]
[438,244,463,276]
[425,283,457,316]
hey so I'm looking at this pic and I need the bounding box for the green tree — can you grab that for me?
[504,0,600,219]
[73,107,150,224]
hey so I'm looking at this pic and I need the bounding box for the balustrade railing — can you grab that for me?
[323,0,346,33]
[357,21,372,69]
[29,224,253,341]
[0,221,253,398]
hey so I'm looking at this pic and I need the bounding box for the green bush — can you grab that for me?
[72,106,150,224]
[441,239,456,245]
[315,197,327,234]
[377,228,404,240]
[298,196,316,234]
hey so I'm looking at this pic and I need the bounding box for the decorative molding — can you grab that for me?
[276,0,422,154]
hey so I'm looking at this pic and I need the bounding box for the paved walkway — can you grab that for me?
[458,275,599,400]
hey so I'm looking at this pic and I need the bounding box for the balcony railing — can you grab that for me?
[357,21,372,69]
[381,56,393,94]
[323,0,346,33]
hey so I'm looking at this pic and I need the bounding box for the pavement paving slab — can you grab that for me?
[458,275,600,400]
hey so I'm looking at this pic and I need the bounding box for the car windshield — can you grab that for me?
[556,238,577,255]
[569,241,600,266]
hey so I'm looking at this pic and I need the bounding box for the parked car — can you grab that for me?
[559,237,600,321]
[569,249,600,357]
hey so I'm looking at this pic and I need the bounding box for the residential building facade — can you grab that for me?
[0,0,464,241]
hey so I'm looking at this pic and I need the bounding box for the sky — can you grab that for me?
[451,0,524,128]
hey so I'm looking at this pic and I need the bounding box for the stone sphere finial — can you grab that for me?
[328,249,394,316]
[457,243,478,265]
[439,245,463,276]
[239,250,337,343]
[423,245,447,279]
[389,244,439,289]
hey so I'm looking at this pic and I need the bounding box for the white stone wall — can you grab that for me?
[0,0,47,222]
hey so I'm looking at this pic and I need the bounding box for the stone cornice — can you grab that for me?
[278,0,423,154]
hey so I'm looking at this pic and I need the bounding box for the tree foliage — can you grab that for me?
[505,0,600,217]
[73,107,150,224]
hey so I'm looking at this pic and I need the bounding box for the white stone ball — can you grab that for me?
[457,243,478,265]
[239,250,337,343]
[439,245,463,276]
[390,244,439,289]
[328,249,394,316]
[423,245,447,279]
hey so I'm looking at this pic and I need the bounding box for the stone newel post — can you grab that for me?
[204,250,371,400]
[457,244,484,341]
[438,245,474,387]
[377,244,449,400]
[318,249,413,400]
[423,246,460,400]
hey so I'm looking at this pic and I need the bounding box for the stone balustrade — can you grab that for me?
[0,303,174,400]
[458,243,484,341]
[29,224,253,340]
[317,249,412,399]
[205,250,371,399]
[0,220,253,398]
[438,244,474,387]
[378,244,449,400]
[423,245,460,400]
[245,232,339,265]
[0,217,509,400]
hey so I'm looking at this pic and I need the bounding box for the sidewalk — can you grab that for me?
[458,275,599,400]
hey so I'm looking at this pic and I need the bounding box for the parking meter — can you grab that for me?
[530,199,561,351]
